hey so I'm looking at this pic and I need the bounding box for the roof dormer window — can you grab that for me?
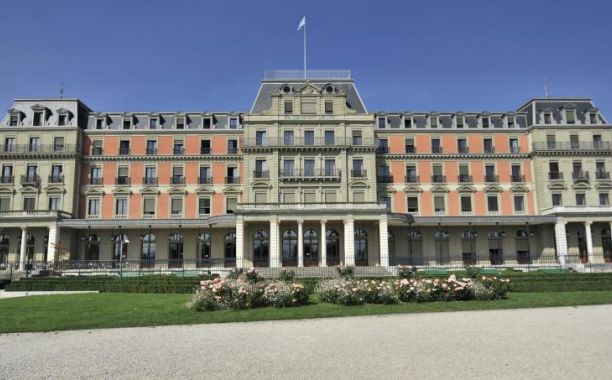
[282,85,292,94]
[176,116,186,129]
[481,116,490,128]
[33,111,43,126]
[58,113,68,126]
[8,112,22,127]
[507,116,515,128]
[404,115,412,128]
[95,117,105,129]
[324,85,334,94]
[203,116,212,129]
[544,112,552,124]
[377,116,387,128]
[565,109,575,124]
[229,117,239,129]
[149,118,158,129]
[122,118,132,130]
[589,112,598,124]
[429,115,438,128]
[455,115,464,128]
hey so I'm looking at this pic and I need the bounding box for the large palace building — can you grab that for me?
[1,70,611,271]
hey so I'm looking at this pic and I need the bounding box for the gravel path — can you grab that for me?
[1,305,612,379]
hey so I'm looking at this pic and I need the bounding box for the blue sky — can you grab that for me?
[1,0,611,116]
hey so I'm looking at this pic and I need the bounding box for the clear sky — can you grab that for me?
[1,0,611,116]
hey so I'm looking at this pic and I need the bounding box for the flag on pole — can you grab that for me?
[297,16,306,31]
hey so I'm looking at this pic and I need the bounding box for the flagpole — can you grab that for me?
[303,18,307,79]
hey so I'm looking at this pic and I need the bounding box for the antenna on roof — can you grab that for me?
[544,78,549,98]
[59,80,64,99]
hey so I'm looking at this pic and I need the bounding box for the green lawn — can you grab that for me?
[2,291,612,333]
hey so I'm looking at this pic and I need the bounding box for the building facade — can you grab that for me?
[1,70,611,271]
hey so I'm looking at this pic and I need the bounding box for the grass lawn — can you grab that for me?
[2,291,612,333]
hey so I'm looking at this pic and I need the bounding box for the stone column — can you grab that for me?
[236,217,244,268]
[343,217,355,266]
[585,221,594,264]
[297,220,304,267]
[379,215,389,267]
[320,220,327,267]
[19,227,27,270]
[269,218,280,268]
[554,220,568,265]
[47,225,59,263]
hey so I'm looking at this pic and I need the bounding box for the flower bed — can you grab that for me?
[316,275,509,306]
[189,271,308,311]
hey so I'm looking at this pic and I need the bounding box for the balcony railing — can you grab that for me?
[458,146,470,154]
[48,175,64,184]
[92,147,103,155]
[173,146,185,155]
[89,177,102,185]
[171,176,186,185]
[227,147,239,154]
[238,202,388,212]
[225,176,240,184]
[351,169,367,178]
[533,141,612,151]
[198,176,212,184]
[405,146,416,153]
[146,148,158,155]
[279,170,341,180]
[0,176,14,184]
[200,147,211,154]
[143,177,158,185]
[572,171,590,181]
[242,137,376,148]
[119,147,130,155]
[485,175,499,183]
[549,172,563,180]
[511,174,525,183]
[253,171,269,179]
[405,175,420,183]
[0,144,76,154]
[377,175,393,183]
[20,175,40,186]
[115,177,131,185]
[458,174,472,183]
[483,147,496,154]
[0,210,72,219]
[431,175,446,183]
[431,147,443,154]
[595,171,610,180]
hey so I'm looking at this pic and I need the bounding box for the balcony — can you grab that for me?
[511,174,525,183]
[225,176,240,184]
[173,146,185,155]
[171,176,186,185]
[89,177,102,185]
[0,144,76,155]
[431,147,443,154]
[533,141,612,151]
[253,171,269,179]
[241,137,376,149]
[431,175,446,183]
[200,147,211,154]
[146,148,158,155]
[377,175,393,183]
[115,176,131,185]
[21,175,40,186]
[279,170,341,181]
[572,170,590,182]
[405,175,420,183]
[457,146,470,154]
[483,147,496,154]
[0,176,14,184]
[548,172,563,180]
[237,202,389,213]
[458,174,473,183]
[0,210,72,219]
[198,176,212,184]
[48,175,64,184]
[485,174,499,183]
[28,144,41,152]
[92,147,103,155]
[595,171,610,180]
[227,147,239,154]
[143,177,158,185]
[405,146,416,153]
[351,169,367,178]
[119,147,130,155]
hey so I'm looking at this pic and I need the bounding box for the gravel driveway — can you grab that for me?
[1,305,612,379]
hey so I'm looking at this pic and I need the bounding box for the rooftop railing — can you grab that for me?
[263,70,351,80]
[242,137,376,148]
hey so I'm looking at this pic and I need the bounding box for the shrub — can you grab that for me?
[361,280,399,304]
[227,268,244,280]
[336,265,355,279]
[479,276,510,299]
[397,265,416,279]
[315,279,365,305]
[245,267,263,284]
[464,265,479,279]
[262,281,308,308]
[278,269,296,282]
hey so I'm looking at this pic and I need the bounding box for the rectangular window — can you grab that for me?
[203,117,212,129]
[599,193,609,206]
[199,197,211,215]
[514,195,525,212]
[146,140,157,155]
[29,137,40,152]
[284,101,293,114]
[33,111,43,126]
[92,140,103,155]
[405,138,415,153]
[226,197,237,213]
[406,165,417,182]
[570,135,579,149]
[58,114,68,126]
[352,131,362,145]
[199,166,211,183]
[9,114,19,126]
[304,159,315,176]
[482,117,490,128]
[149,118,158,129]
[544,113,552,124]
[96,118,104,129]
[434,195,445,213]
[325,191,337,203]
[171,197,183,215]
[487,195,499,212]
[431,138,441,153]
[509,138,519,153]
[430,116,438,128]
[325,159,336,175]
[404,117,411,128]
[457,138,468,153]
[53,137,65,152]
[378,117,387,128]
[119,140,130,155]
[227,139,238,154]
[0,197,10,211]
[304,131,314,145]
[173,140,184,154]
[459,164,470,182]
[48,196,61,210]
[461,195,472,212]
[122,119,131,129]
[255,131,266,146]
[176,117,185,129]
[552,193,562,206]
[23,197,35,211]
[590,113,598,124]
[283,160,295,176]
[378,138,388,153]
[456,116,464,128]
[483,138,494,153]
[304,191,316,203]
[229,117,238,129]
[576,193,586,206]
[283,130,294,145]
[507,116,515,128]
[324,101,333,114]
[302,101,316,114]
[324,131,335,145]
[88,198,100,216]
[117,166,129,185]
[200,139,211,154]
[115,198,128,216]
[407,196,419,213]
[143,198,155,215]
[566,110,575,124]
[593,134,602,148]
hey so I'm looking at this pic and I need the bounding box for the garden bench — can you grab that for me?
[479,269,500,276]
[425,269,448,276]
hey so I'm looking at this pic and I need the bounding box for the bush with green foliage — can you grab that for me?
[278,269,296,282]
[335,265,355,279]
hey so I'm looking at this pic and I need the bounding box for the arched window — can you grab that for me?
[253,230,269,267]
[197,233,212,267]
[0,234,10,266]
[88,234,100,261]
[225,232,236,267]
[326,229,340,266]
[354,229,368,266]
[112,234,129,265]
[282,230,297,267]
[304,229,319,266]
[602,228,612,263]
[168,233,184,268]
[141,233,156,268]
